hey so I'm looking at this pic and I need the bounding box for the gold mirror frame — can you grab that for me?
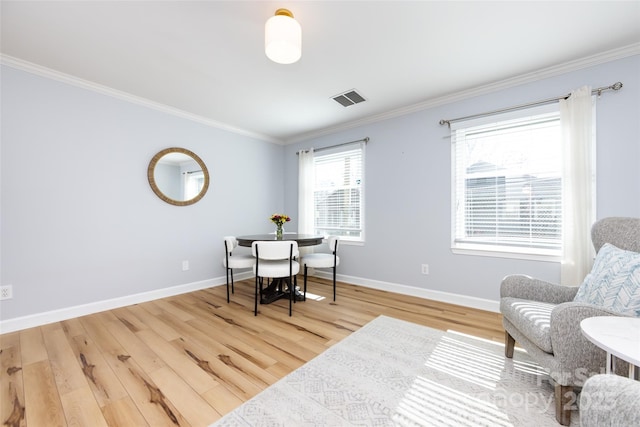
[147,147,210,206]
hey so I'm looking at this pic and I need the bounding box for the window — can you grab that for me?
[184,170,205,200]
[312,144,365,241]
[451,106,563,257]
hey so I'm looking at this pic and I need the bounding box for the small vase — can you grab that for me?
[276,224,283,239]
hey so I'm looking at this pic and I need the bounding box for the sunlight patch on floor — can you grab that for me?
[394,376,513,427]
[445,330,547,379]
[303,292,325,301]
[425,335,507,389]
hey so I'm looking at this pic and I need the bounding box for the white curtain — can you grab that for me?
[560,86,596,285]
[298,148,315,256]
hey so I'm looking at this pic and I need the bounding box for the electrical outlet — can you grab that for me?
[0,285,13,300]
[421,264,429,275]
[182,260,189,271]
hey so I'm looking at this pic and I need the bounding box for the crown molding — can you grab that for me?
[3,42,638,146]
[0,54,282,144]
[286,43,640,144]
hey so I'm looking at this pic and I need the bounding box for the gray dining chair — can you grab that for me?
[252,240,300,316]
[223,236,255,303]
[301,236,340,301]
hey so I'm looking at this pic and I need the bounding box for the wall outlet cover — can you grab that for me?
[0,285,13,300]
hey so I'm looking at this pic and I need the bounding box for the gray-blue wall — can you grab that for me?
[2,54,639,329]
[284,54,640,304]
[1,65,284,324]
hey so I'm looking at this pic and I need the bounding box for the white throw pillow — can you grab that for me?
[574,243,640,316]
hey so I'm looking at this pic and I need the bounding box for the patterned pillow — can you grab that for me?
[574,243,640,316]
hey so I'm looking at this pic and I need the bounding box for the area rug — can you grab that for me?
[212,315,579,426]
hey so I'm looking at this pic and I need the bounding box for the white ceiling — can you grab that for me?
[2,1,639,143]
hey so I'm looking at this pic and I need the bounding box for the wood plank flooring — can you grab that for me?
[1,277,504,426]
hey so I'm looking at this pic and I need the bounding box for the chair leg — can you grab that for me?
[303,265,308,301]
[332,266,336,301]
[231,269,235,294]
[554,384,573,426]
[504,331,515,358]
[225,268,230,303]
[254,275,259,316]
[288,275,293,316]
[293,275,298,304]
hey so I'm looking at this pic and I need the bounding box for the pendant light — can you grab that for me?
[265,8,301,64]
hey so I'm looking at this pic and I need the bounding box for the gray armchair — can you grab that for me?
[580,374,640,427]
[500,217,640,425]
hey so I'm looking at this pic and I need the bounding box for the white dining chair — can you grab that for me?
[223,236,255,303]
[301,236,340,301]
[252,240,300,316]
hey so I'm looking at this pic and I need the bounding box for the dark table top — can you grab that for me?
[236,234,324,247]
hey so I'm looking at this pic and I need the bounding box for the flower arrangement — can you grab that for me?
[270,213,291,226]
[270,213,291,238]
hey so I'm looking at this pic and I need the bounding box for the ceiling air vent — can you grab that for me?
[332,89,366,107]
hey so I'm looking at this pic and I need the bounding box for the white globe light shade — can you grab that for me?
[265,11,301,64]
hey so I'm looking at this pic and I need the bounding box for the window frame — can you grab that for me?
[450,104,564,261]
[311,142,365,243]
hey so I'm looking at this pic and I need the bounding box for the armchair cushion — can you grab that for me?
[501,298,554,353]
[573,243,640,316]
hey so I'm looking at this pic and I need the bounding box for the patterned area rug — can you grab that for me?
[212,315,579,426]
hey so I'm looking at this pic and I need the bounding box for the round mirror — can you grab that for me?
[147,147,210,206]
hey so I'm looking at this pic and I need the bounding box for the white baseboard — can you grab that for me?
[313,271,500,313]
[0,271,497,333]
[0,273,251,334]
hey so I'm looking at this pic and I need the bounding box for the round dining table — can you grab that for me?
[236,233,324,247]
[236,233,324,304]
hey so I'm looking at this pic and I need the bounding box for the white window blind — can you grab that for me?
[313,143,364,241]
[452,108,562,256]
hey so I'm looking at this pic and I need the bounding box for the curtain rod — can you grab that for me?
[296,137,369,155]
[439,82,623,127]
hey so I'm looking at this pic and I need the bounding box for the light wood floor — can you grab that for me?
[1,276,504,427]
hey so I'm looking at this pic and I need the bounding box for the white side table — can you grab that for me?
[580,316,640,379]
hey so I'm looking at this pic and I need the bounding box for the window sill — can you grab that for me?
[451,246,560,262]
[333,239,364,247]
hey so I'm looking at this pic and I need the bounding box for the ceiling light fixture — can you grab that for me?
[265,8,301,64]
